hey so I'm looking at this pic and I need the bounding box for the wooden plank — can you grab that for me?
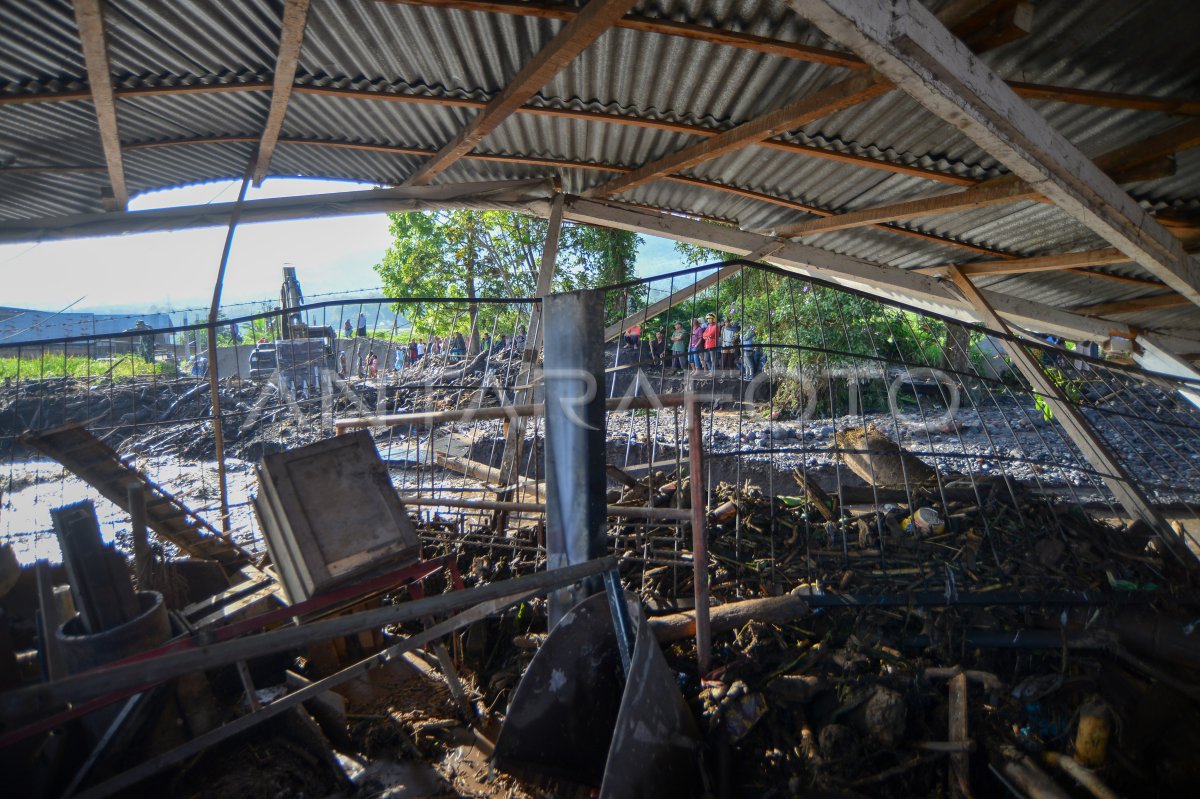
[1071,292,1190,317]
[51,501,139,634]
[124,136,1000,255]
[562,195,1166,346]
[945,266,1180,548]
[789,0,1200,308]
[775,175,1037,237]
[917,247,1131,278]
[71,0,128,209]
[586,72,889,197]
[495,194,564,494]
[603,263,744,341]
[405,0,637,185]
[1007,81,1200,116]
[251,0,312,185]
[377,0,867,69]
[778,118,1200,241]
[948,672,970,797]
[374,0,1200,116]
[0,164,106,175]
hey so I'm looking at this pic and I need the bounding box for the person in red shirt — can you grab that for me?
[701,312,720,373]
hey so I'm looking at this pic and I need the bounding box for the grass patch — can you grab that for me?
[0,355,179,382]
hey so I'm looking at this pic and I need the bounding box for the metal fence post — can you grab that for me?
[543,289,608,627]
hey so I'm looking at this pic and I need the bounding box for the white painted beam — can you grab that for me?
[786,0,1200,308]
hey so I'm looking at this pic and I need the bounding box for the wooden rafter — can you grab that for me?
[917,247,1130,277]
[586,72,889,197]
[775,175,1038,237]
[71,0,127,210]
[946,265,1177,539]
[374,0,1200,116]
[122,134,1011,257]
[1073,293,1192,317]
[3,82,979,186]
[252,0,311,185]
[376,0,866,69]
[776,119,1200,239]
[0,164,106,175]
[404,0,637,186]
[789,0,1200,309]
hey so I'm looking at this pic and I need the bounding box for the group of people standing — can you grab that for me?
[636,313,763,380]
[336,324,531,379]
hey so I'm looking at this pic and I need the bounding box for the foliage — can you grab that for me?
[1033,364,1081,421]
[0,355,178,382]
[373,211,643,340]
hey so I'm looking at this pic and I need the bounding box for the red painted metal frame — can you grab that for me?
[0,556,457,749]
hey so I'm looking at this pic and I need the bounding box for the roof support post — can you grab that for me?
[405,0,637,186]
[71,0,128,210]
[945,267,1186,557]
[785,0,1200,308]
[252,0,312,185]
[494,194,564,519]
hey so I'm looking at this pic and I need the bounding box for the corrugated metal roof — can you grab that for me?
[0,0,1197,334]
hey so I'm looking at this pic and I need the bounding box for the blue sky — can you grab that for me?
[0,177,684,315]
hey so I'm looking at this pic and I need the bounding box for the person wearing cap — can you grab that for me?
[701,312,720,373]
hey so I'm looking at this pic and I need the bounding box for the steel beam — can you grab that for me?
[542,289,608,626]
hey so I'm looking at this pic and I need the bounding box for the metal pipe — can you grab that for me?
[689,397,711,674]
[206,163,253,532]
[399,494,691,520]
[334,392,690,432]
[127,483,149,587]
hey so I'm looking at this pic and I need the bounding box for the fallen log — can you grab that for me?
[650,593,809,642]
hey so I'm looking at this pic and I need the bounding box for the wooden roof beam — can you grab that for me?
[775,174,1039,237]
[121,134,1009,257]
[376,1,1200,115]
[404,0,637,186]
[917,247,1130,278]
[252,0,311,185]
[71,0,128,210]
[586,71,889,197]
[788,0,1200,309]
[776,118,1200,239]
[1073,293,1192,317]
[378,0,867,69]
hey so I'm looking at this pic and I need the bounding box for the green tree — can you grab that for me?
[374,211,642,345]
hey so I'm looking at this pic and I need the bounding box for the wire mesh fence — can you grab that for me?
[4,262,1200,590]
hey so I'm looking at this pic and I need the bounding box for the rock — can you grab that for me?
[845,685,907,749]
[818,723,861,762]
